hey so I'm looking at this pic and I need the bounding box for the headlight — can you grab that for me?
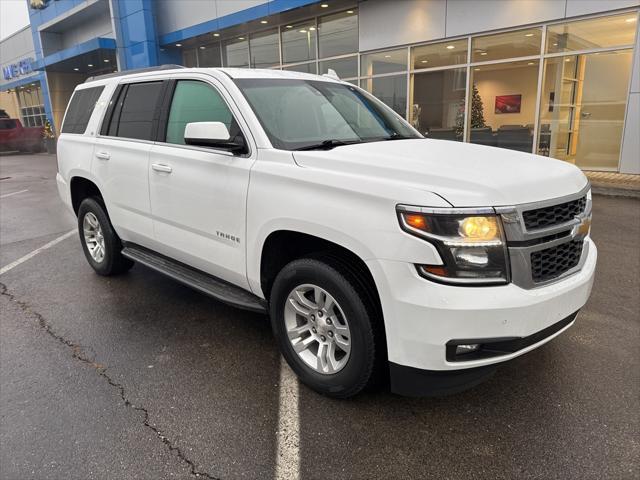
[398,206,510,285]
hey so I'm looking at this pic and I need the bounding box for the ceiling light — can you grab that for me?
[285,25,293,29]
[384,55,391,58]
[103,59,109,62]
[88,63,93,67]
[480,52,487,56]
[527,62,535,65]
[199,46,205,49]
[347,10,354,14]
[525,33,534,37]
[320,3,329,7]
[565,58,571,62]
[213,33,220,37]
[421,60,428,63]
[553,42,558,46]
[175,43,182,47]
[309,27,316,31]
[260,20,268,24]
[474,68,480,71]
[446,45,455,49]
[73,67,79,71]
[625,17,636,23]
[238,37,245,40]
[299,29,307,33]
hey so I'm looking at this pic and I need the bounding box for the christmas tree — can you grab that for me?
[470,83,486,129]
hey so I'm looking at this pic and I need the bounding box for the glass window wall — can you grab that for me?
[410,68,467,141]
[469,60,539,152]
[546,13,638,54]
[361,49,407,77]
[250,29,280,68]
[471,27,542,62]
[318,10,358,58]
[411,39,467,70]
[281,20,317,64]
[319,56,358,79]
[360,75,407,118]
[198,43,222,67]
[223,37,249,67]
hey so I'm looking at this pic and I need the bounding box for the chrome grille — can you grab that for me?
[522,196,587,230]
[531,240,583,283]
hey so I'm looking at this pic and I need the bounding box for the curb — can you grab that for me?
[592,186,640,199]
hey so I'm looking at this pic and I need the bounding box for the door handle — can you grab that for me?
[151,163,173,173]
[95,151,110,160]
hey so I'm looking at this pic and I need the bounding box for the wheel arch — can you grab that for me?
[70,176,103,215]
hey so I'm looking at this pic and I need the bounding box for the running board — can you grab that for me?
[121,244,267,313]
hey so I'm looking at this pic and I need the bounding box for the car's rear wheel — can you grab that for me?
[77,197,133,276]
[270,257,378,398]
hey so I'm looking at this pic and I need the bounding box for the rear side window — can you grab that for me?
[112,82,163,141]
[0,119,18,129]
[165,80,233,145]
[61,86,104,134]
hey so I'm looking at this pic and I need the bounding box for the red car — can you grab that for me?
[0,117,44,153]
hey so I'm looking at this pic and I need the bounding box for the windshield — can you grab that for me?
[234,78,421,150]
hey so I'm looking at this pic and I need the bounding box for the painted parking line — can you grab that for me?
[0,230,76,275]
[275,357,300,480]
[0,189,29,199]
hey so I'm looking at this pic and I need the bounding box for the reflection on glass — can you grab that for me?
[198,43,221,67]
[538,50,633,170]
[283,62,318,74]
[360,49,407,76]
[318,10,358,58]
[319,56,358,79]
[410,68,467,141]
[182,48,197,67]
[546,13,638,54]
[360,75,407,118]
[472,27,541,62]
[411,39,468,70]
[223,37,249,67]
[469,60,539,152]
[250,29,280,68]
[281,20,317,64]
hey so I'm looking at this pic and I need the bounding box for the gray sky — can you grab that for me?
[1,0,30,41]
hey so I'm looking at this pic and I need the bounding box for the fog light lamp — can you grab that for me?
[455,344,480,355]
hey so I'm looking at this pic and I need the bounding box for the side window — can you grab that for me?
[61,86,105,134]
[114,82,163,141]
[165,80,233,145]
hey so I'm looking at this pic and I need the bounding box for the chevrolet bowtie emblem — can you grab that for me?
[576,215,592,237]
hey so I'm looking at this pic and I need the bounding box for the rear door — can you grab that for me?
[148,75,255,288]
[93,80,166,246]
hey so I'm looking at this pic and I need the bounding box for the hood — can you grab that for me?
[292,139,588,207]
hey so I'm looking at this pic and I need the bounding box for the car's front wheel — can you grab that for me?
[270,257,379,398]
[77,197,133,276]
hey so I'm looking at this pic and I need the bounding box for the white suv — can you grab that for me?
[57,66,596,398]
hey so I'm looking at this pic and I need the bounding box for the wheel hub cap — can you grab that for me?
[83,212,105,263]
[284,284,351,375]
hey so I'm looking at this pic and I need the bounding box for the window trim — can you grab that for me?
[61,85,106,135]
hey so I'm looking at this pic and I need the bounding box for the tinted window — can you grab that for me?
[61,86,104,134]
[166,80,233,145]
[0,119,17,129]
[114,82,163,141]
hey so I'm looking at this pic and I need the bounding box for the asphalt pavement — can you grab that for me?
[1,153,638,479]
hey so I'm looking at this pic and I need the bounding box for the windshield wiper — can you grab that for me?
[294,139,360,151]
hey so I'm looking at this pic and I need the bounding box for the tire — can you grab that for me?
[77,197,133,276]
[270,257,378,398]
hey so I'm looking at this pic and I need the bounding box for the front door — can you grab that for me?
[148,77,254,289]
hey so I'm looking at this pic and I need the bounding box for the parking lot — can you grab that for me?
[1,153,638,479]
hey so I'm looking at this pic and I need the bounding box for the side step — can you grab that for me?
[121,244,267,314]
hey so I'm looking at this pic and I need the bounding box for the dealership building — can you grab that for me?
[1,0,638,173]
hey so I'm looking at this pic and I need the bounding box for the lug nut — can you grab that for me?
[328,331,334,337]
[320,335,326,341]
[326,318,332,325]
[310,314,315,321]
[312,327,317,333]
[318,311,323,318]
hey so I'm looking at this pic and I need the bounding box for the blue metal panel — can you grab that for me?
[158,0,319,46]
[123,41,158,69]
[112,0,159,69]
[38,38,117,68]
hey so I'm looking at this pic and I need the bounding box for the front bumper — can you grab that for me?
[367,237,597,377]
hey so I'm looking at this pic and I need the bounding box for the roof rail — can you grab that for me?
[85,64,186,83]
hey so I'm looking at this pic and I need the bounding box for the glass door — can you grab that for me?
[538,49,634,170]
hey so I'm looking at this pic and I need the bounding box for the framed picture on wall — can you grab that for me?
[495,94,522,114]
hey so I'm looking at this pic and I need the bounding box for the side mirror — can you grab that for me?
[184,121,246,153]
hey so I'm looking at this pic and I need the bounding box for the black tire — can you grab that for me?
[77,197,133,276]
[270,257,378,398]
